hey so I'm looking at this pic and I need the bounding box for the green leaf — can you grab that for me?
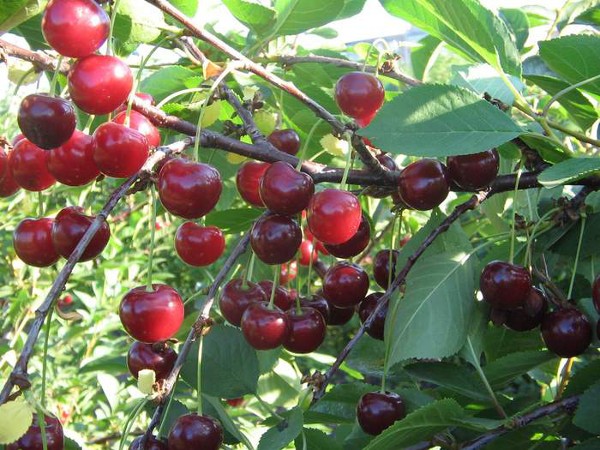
[168,0,198,16]
[452,64,524,105]
[565,359,600,397]
[500,8,529,51]
[379,0,521,76]
[519,133,569,164]
[483,350,556,387]
[551,215,600,259]
[306,383,374,424]
[205,208,263,234]
[222,0,276,35]
[411,35,442,82]
[337,0,367,20]
[364,84,522,157]
[156,400,189,440]
[266,0,345,37]
[140,66,198,103]
[12,14,48,51]
[345,334,386,377]
[0,0,45,33]
[115,0,166,45]
[573,438,600,450]
[574,382,600,434]
[364,399,465,449]
[539,35,600,96]
[575,5,600,27]
[257,407,303,450]
[295,428,341,450]
[537,158,600,188]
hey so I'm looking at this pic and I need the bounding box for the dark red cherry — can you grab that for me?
[0,157,20,198]
[226,397,245,407]
[398,159,450,211]
[358,292,387,340]
[13,218,60,267]
[127,341,177,381]
[307,189,362,245]
[168,413,223,450]
[267,129,301,155]
[259,161,314,216]
[541,307,592,357]
[219,278,266,326]
[236,161,270,207]
[327,302,355,325]
[593,274,600,314]
[93,122,149,178]
[158,158,222,219]
[283,307,326,354]
[357,392,406,436]
[119,284,184,344]
[480,261,531,310]
[42,0,109,57]
[129,435,167,450]
[52,206,110,261]
[47,130,100,186]
[9,139,56,191]
[323,262,369,308]
[0,146,7,179]
[175,223,224,267]
[324,215,371,258]
[18,94,76,149]
[113,110,161,148]
[298,240,318,266]
[241,302,290,350]
[279,260,298,285]
[335,72,385,127]
[258,281,294,310]
[6,414,64,450]
[376,153,397,171]
[68,55,133,115]
[301,295,330,323]
[250,214,302,265]
[373,249,399,289]
[447,149,499,191]
[505,287,548,332]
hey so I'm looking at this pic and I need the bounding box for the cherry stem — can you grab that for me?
[40,307,54,409]
[118,398,148,450]
[146,185,157,292]
[196,334,204,415]
[340,136,354,190]
[387,214,398,288]
[523,207,560,269]
[567,215,586,299]
[268,267,280,310]
[48,55,63,97]
[296,119,322,171]
[509,161,524,265]
[156,382,177,436]
[254,393,283,421]
[36,404,48,450]
[242,251,256,289]
[37,191,44,217]
[107,0,123,57]
[305,243,315,299]
[83,115,96,134]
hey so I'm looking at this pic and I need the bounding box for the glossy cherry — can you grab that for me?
[175,223,225,267]
[327,303,355,325]
[358,292,388,340]
[357,392,406,436]
[283,307,327,354]
[47,130,100,186]
[258,280,294,310]
[267,129,301,155]
[127,341,177,381]
[42,0,109,57]
[324,215,370,258]
[7,414,64,450]
[236,161,270,207]
[592,274,600,313]
[323,262,369,308]
[250,214,302,265]
[298,240,318,266]
[541,307,592,357]
[68,55,133,115]
[259,161,314,215]
[335,71,385,127]
[398,159,450,211]
[9,139,56,191]
[168,413,223,450]
[505,287,547,332]
[158,158,222,219]
[301,295,330,323]
[113,110,161,148]
[241,302,290,350]
[307,189,362,245]
[0,146,7,179]
[373,249,399,289]
[93,122,149,178]
[13,218,60,267]
[18,94,76,149]
[219,278,266,326]
[447,149,499,191]
[376,153,397,171]
[480,261,531,310]
[129,435,167,450]
[52,206,111,261]
[0,163,20,197]
[119,284,184,344]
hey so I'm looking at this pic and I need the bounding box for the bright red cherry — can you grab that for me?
[480,261,531,310]
[236,161,269,207]
[12,134,26,146]
[398,159,450,211]
[113,110,161,148]
[259,161,314,216]
[593,275,600,313]
[279,261,298,285]
[357,392,406,436]
[447,149,499,191]
[298,240,318,266]
[9,139,56,191]
[373,249,399,289]
[175,223,225,267]
[327,303,355,325]
[358,292,388,340]
[158,158,222,219]
[93,122,149,178]
[335,72,385,127]
[47,130,100,186]
[129,435,167,450]
[68,55,133,115]
[52,206,110,261]
[7,414,64,450]
[127,342,177,381]
[283,307,327,354]
[13,218,60,267]
[0,147,19,197]
[119,284,184,344]
[241,302,290,350]
[219,279,266,326]
[250,214,302,265]
[505,287,547,332]
[541,307,592,357]
[267,129,301,155]
[42,0,109,57]
[18,94,76,150]
[307,189,362,245]
[323,262,369,308]
[258,281,294,310]
[168,414,223,450]
[324,215,370,258]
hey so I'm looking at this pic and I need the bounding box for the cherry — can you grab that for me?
[541,307,592,357]
[480,261,531,310]
[0,145,7,179]
[158,158,222,219]
[323,262,369,308]
[129,435,167,450]
[376,153,397,171]
[327,303,355,325]
[447,149,499,191]
[47,130,100,186]
[592,274,600,313]
[373,249,399,289]
[267,129,301,155]
[119,284,184,344]
[259,161,314,216]
[127,341,177,381]
[175,223,225,267]
[334,72,385,127]
[301,295,330,323]
[357,392,406,436]
[219,278,266,326]
[68,55,133,115]
[358,292,388,340]
[283,307,327,354]
[9,139,56,191]
[307,189,362,245]
[258,280,294,310]
[168,413,223,450]
[93,122,149,178]
[505,287,547,332]
[0,163,20,197]
[6,414,63,450]
[236,161,270,207]
[52,206,110,261]
[17,94,76,149]
[226,397,245,407]
[113,110,161,148]
[13,218,59,267]
[324,215,371,258]
[398,159,450,211]
[279,260,298,285]
[12,134,26,146]
[115,92,156,114]
[298,240,318,266]
[42,0,109,57]
[241,302,290,350]
[250,214,302,265]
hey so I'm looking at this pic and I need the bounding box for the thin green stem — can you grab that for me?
[305,243,315,299]
[108,0,123,56]
[243,251,256,289]
[546,119,600,148]
[12,68,36,95]
[268,267,280,310]
[568,216,586,299]
[38,191,44,217]
[36,404,48,450]
[157,382,177,436]
[83,115,96,134]
[197,334,204,415]
[387,215,398,289]
[156,87,206,109]
[340,136,354,191]
[40,307,54,408]
[118,399,149,450]
[48,56,63,97]
[542,74,600,118]
[509,162,524,264]
[295,119,322,171]
[524,208,560,268]
[254,393,283,420]
[146,186,157,292]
